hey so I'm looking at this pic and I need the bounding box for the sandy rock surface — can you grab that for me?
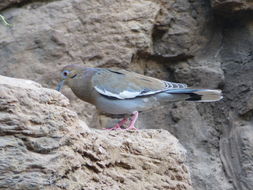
[0,0,253,189]
[0,75,192,190]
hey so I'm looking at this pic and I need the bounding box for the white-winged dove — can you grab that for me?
[56,64,222,130]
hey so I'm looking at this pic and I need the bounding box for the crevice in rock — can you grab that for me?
[213,6,253,17]
[1,0,62,11]
[61,166,81,179]
[217,12,253,190]
[84,163,101,173]
[114,161,133,170]
[239,110,253,121]
[77,150,100,162]
[138,51,193,62]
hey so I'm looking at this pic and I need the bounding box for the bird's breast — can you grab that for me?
[68,77,95,104]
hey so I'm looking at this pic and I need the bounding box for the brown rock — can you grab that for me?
[0,75,192,190]
[0,0,24,11]
[0,0,160,125]
[0,0,253,189]
[211,0,253,13]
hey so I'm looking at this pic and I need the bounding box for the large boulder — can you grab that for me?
[0,75,192,190]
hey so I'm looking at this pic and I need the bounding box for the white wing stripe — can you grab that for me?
[95,86,165,99]
[95,81,187,99]
[118,91,140,99]
[95,86,124,99]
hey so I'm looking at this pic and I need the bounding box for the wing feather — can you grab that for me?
[92,68,187,99]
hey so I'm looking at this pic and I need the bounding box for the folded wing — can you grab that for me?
[92,68,187,99]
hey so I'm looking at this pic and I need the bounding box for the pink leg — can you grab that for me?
[104,117,128,130]
[125,111,139,130]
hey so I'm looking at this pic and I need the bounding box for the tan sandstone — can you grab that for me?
[0,75,192,190]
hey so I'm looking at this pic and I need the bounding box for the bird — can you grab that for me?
[56,64,222,130]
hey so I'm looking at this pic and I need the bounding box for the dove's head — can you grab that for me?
[56,64,85,91]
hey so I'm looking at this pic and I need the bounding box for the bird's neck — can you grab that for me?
[68,68,97,104]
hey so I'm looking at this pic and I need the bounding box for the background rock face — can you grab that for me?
[0,75,192,190]
[0,0,253,189]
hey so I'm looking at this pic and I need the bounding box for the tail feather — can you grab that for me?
[167,89,223,102]
[186,89,223,102]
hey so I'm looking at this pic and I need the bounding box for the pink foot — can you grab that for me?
[104,118,128,130]
[125,111,139,130]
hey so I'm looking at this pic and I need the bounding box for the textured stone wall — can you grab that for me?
[0,0,253,189]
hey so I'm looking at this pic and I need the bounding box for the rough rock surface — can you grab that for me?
[0,0,253,189]
[0,75,192,190]
[0,0,23,11]
[211,0,253,13]
[218,18,253,190]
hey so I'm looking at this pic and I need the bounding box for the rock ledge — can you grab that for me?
[0,75,192,190]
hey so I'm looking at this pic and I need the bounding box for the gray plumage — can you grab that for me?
[56,64,223,115]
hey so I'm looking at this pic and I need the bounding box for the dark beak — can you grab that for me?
[56,80,65,91]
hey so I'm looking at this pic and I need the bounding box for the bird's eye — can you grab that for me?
[62,70,70,78]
